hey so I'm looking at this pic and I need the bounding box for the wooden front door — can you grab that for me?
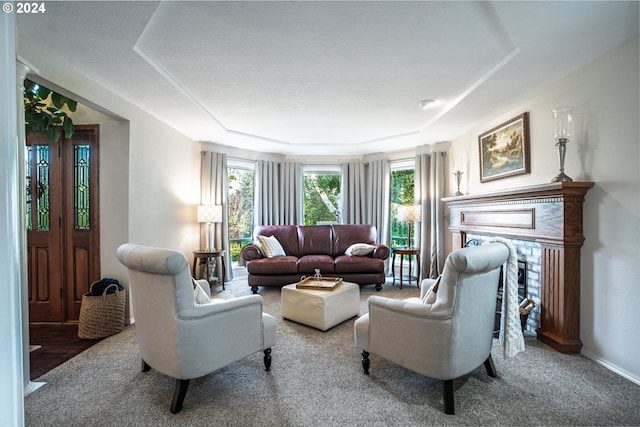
[26,125,100,322]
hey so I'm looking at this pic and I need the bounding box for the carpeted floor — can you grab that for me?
[24,278,640,426]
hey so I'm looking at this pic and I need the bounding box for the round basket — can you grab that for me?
[78,283,126,340]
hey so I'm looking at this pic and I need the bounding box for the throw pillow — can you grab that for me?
[193,280,211,305]
[345,243,375,256]
[257,235,286,258]
[421,275,442,305]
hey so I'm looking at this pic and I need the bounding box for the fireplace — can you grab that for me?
[443,182,593,354]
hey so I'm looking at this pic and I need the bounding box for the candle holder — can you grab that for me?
[453,170,464,196]
[551,107,573,182]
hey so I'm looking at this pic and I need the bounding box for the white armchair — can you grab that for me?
[354,243,509,414]
[116,243,277,414]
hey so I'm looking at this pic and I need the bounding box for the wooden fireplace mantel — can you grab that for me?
[443,182,594,354]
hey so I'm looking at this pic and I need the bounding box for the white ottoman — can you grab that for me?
[281,282,360,331]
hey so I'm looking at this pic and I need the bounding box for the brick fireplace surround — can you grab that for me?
[443,182,593,354]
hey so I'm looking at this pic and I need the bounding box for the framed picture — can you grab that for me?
[478,112,530,182]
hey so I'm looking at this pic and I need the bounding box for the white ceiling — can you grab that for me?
[17,1,639,156]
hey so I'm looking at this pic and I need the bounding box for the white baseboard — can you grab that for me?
[24,380,46,396]
[581,349,640,386]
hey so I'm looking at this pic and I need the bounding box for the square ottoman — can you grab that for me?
[281,281,360,331]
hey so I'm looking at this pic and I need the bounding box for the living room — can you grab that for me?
[2,1,639,424]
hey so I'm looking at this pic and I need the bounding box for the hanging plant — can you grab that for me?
[24,79,77,142]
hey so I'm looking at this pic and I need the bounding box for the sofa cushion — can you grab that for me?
[257,235,286,258]
[334,254,384,274]
[256,225,299,257]
[298,225,333,256]
[345,243,375,256]
[332,224,376,257]
[247,256,299,275]
[297,255,336,274]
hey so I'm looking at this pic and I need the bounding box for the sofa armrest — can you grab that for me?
[241,243,263,262]
[371,243,390,260]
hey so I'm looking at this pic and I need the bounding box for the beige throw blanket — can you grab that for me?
[486,237,525,357]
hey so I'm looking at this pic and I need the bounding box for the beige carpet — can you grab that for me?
[24,278,640,426]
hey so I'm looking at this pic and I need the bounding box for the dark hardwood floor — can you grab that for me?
[29,323,103,380]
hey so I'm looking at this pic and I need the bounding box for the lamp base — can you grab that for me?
[551,172,573,183]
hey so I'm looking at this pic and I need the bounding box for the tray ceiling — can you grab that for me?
[16,1,639,155]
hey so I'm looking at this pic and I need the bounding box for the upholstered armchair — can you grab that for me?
[354,243,509,414]
[116,243,277,414]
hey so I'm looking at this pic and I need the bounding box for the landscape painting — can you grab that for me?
[478,112,530,182]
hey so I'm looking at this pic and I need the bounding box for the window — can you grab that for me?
[303,166,341,225]
[390,160,415,248]
[227,160,254,263]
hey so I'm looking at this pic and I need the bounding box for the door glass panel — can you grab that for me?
[26,145,51,231]
[25,146,32,231]
[74,145,90,230]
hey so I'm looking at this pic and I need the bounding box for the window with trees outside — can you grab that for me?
[390,160,415,248]
[303,166,341,225]
[227,160,254,264]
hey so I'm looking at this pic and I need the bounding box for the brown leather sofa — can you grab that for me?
[241,224,390,294]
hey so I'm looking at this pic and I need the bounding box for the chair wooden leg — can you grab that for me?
[141,359,150,372]
[484,354,497,377]
[263,348,272,371]
[361,351,370,375]
[443,379,454,415]
[170,379,190,414]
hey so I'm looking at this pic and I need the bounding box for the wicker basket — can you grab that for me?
[78,283,126,340]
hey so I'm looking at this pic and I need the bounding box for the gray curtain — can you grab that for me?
[254,160,303,226]
[340,162,366,224]
[415,152,446,279]
[365,159,391,273]
[365,160,390,245]
[201,151,232,281]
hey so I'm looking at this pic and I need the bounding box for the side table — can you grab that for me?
[392,247,420,289]
[192,249,226,290]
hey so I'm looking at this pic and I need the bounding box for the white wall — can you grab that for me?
[446,37,640,382]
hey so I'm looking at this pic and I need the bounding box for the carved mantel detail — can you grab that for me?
[443,182,594,354]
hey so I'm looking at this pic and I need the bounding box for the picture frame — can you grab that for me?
[478,112,530,183]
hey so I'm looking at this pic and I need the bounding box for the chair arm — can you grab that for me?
[179,295,264,320]
[368,295,452,320]
[241,244,263,262]
[371,244,390,260]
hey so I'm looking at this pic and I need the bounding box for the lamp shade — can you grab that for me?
[397,204,421,222]
[197,204,223,223]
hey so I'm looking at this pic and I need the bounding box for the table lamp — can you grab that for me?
[397,204,421,248]
[197,204,223,250]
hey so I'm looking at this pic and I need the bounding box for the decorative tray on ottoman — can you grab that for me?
[296,276,343,291]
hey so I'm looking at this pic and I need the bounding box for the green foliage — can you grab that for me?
[303,173,340,225]
[24,79,76,142]
[390,169,415,247]
[228,168,254,240]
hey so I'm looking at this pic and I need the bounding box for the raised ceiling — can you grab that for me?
[16,1,639,155]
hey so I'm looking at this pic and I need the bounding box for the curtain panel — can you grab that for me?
[365,159,391,274]
[365,160,390,246]
[201,151,232,281]
[415,152,446,279]
[254,160,303,226]
[340,162,366,224]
